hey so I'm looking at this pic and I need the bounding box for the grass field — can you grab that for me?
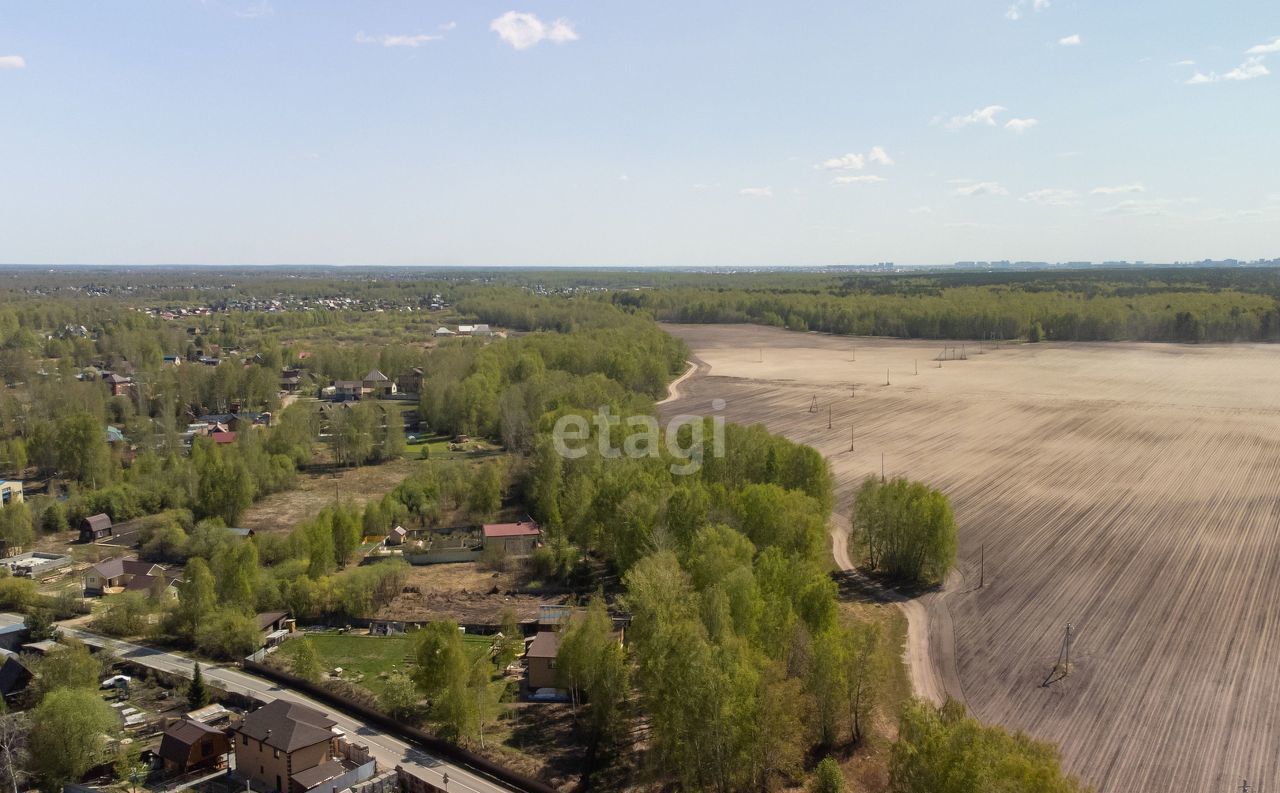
[662,322,1280,793]
[277,631,495,697]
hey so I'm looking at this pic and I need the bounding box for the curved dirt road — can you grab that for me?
[657,359,699,406]
[830,514,955,707]
[657,349,957,711]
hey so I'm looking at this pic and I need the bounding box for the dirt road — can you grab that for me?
[660,322,1280,793]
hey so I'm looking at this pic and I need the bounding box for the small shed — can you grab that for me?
[80,513,113,543]
[385,526,408,547]
[526,631,560,690]
[158,718,230,774]
[482,520,542,557]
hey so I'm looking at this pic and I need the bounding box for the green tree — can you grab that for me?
[24,608,56,642]
[55,412,111,486]
[0,503,34,554]
[810,757,845,793]
[378,671,421,720]
[28,688,117,792]
[889,700,1087,793]
[40,501,67,533]
[92,592,150,637]
[556,598,629,741]
[850,477,957,585]
[291,638,322,682]
[194,608,260,660]
[33,641,100,701]
[467,460,502,520]
[171,557,217,638]
[187,662,210,710]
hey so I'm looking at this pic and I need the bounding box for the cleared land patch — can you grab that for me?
[661,323,1280,793]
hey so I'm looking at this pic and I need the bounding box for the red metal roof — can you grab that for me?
[483,520,541,538]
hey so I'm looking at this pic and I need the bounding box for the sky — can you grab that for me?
[1,1,1278,267]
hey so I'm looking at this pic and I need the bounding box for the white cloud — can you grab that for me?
[234,0,273,18]
[0,55,25,70]
[1059,34,1081,46]
[1005,117,1039,133]
[1021,188,1079,207]
[1246,37,1280,55]
[739,187,773,198]
[817,145,893,171]
[439,21,458,32]
[1186,56,1270,84]
[356,31,443,48]
[1099,198,1178,216]
[618,174,630,182]
[1225,57,1269,81]
[1006,0,1049,20]
[1174,59,1196,66]
[952,181,1009,197]
[908,205,933,214]
[832,175,887,185]
[1091,183,1145,195]
[819,153,865,170]
[490,11,578,50]
[946,105,1006,129]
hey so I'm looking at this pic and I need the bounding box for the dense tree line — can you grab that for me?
[626,271,1280,343]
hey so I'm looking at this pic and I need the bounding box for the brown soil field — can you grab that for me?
[376,562,548,625]
[241,459,417,534]
[660,323,1280,793]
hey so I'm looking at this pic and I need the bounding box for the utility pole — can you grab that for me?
[885,367,890,386]
[880,453,885,483]
[1238,780,1252,793]
[980,544,984,588]
[915,359,918,375]
[827,405,832,429]
[809,394,818,413]
[850,425,855,452]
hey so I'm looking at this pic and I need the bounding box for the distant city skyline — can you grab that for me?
[1,1,1277,266]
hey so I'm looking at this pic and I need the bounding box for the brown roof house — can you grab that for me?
[526,631,561,691]
[80,513,113,543]
[482,519,541,557]
[83,556,165,597]
[159,718,230,774]
[256,611,295,648]
[396,367,423,395]
[361,370,395,397]
[384,526,408,546]
[232,699,378,793]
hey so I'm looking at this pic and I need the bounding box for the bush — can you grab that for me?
[194,608,260,660]
[93,592,151,637]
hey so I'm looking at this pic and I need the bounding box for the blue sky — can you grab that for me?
[1,1,1277,266]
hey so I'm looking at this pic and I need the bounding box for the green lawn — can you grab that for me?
[277,631,495,698]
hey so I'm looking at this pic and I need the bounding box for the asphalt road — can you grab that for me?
[2,614,515,793]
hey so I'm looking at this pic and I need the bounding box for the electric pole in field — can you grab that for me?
[979,544,984,588]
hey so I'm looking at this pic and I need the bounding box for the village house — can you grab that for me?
[0,481,22,506]
[79,513,113,543]
[280,369,303,393]
[456,324,475,336]
[82,556,168,596]
[362,370,396,397]
[482,519,542,557]
[0,655,33,704]
[159,718,231,775]
[432,326,455,338]
[232,699,368,793]
[471,323,493,337]
[526,630,560,691]
[104,372,134,397]
[256,610,295,648]
[384,526,408,546]
[333,380,366,401]
[395,367,423,395]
